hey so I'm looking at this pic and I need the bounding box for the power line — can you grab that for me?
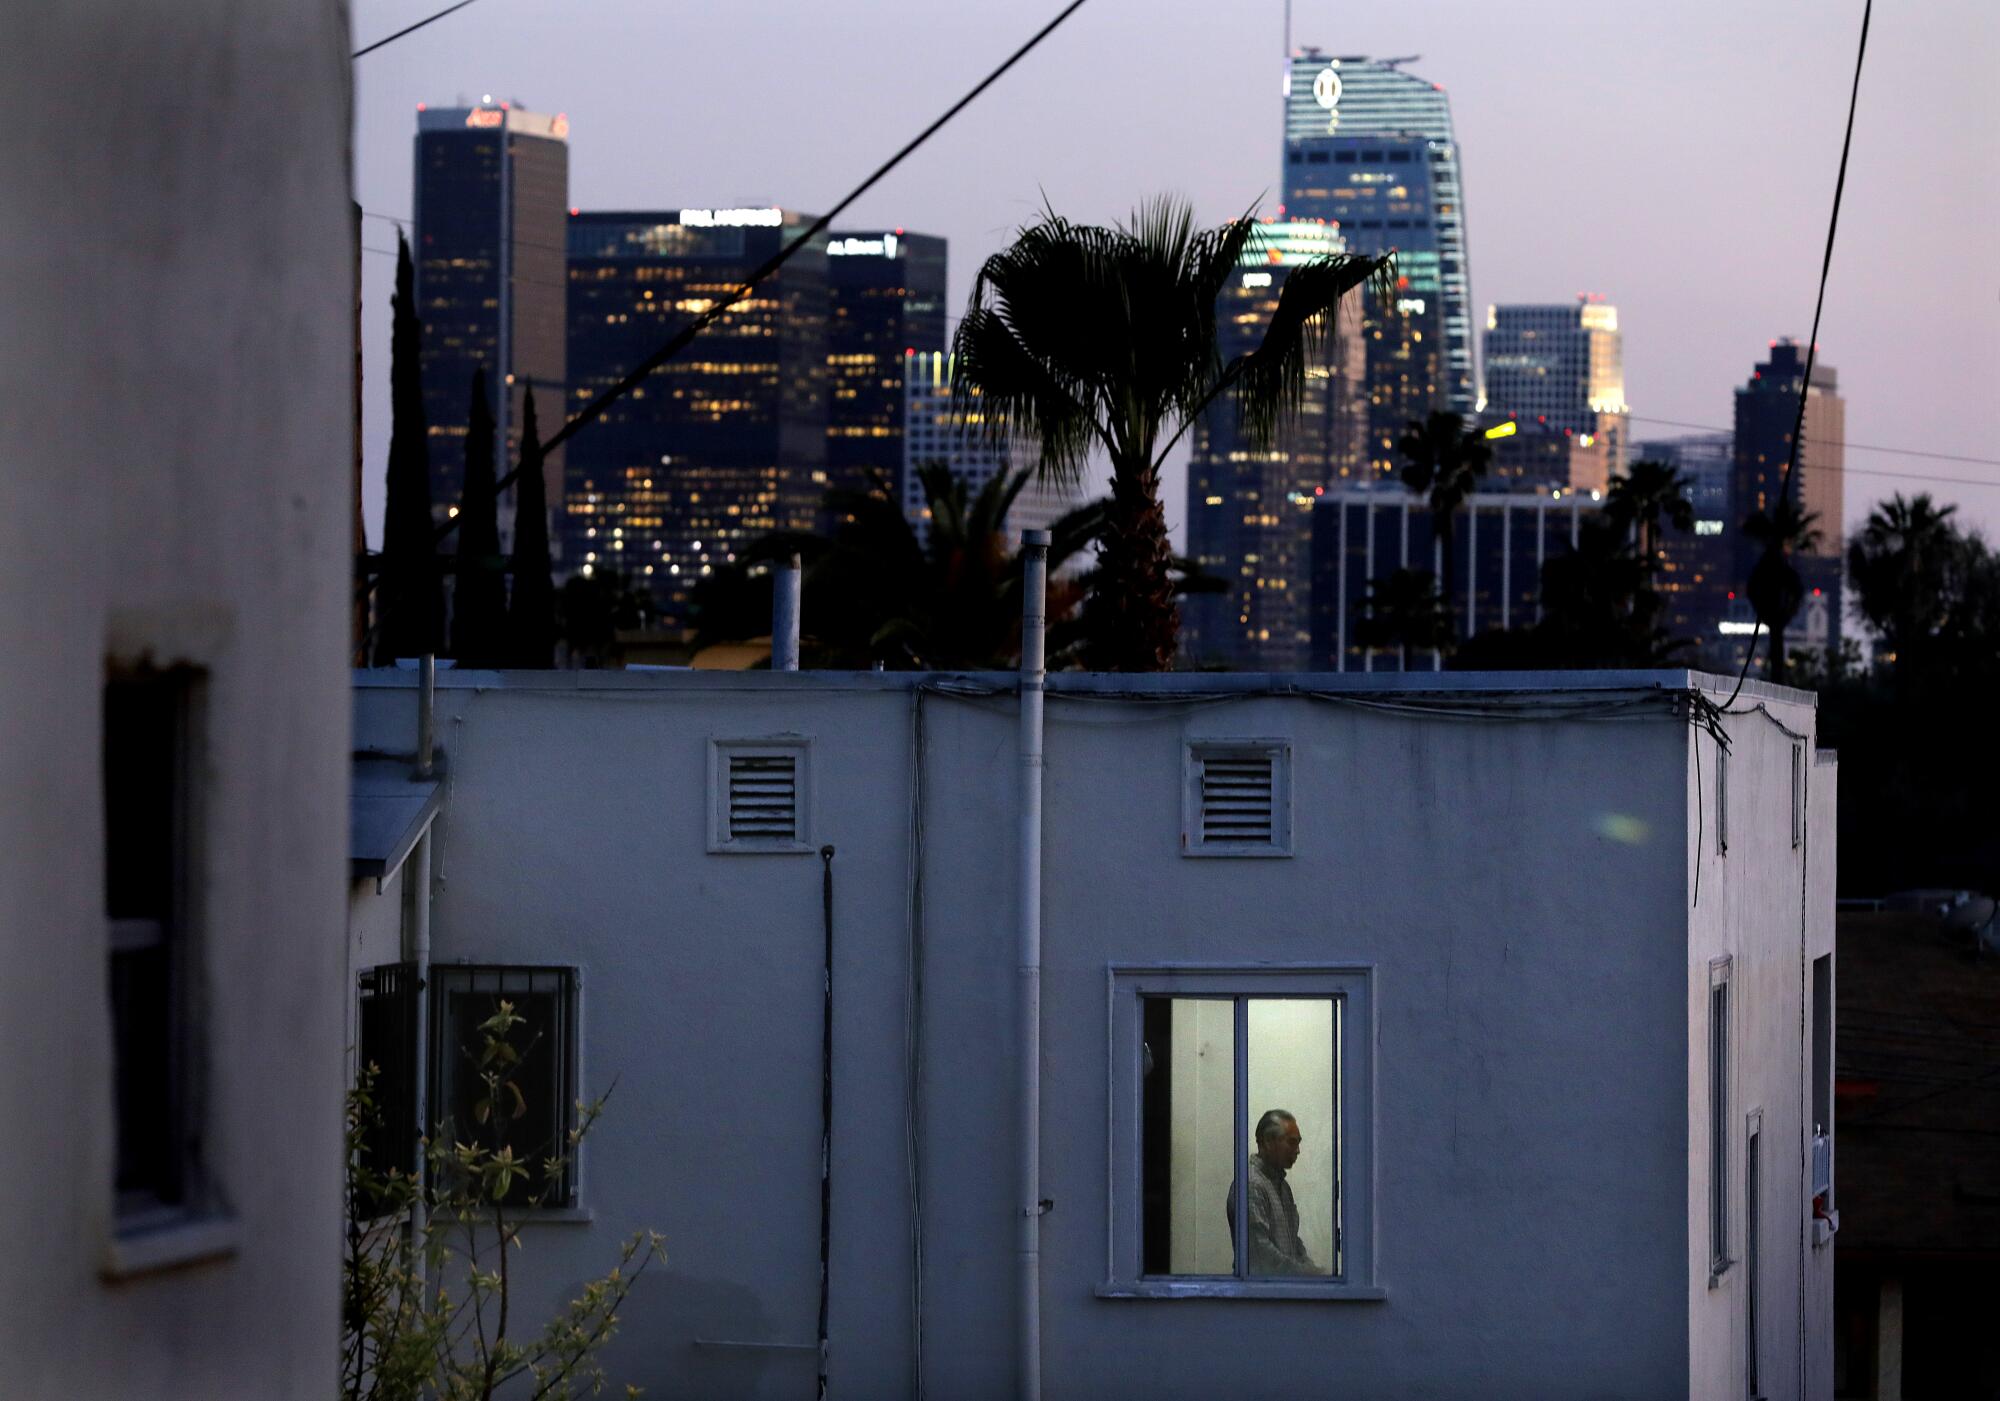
[1722,0,1871,710]
[429,0,1093,546]
[1628,413,2000,470]
[352,0,482,59]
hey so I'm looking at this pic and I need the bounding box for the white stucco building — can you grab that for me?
[0,3,354,1395]
[350,664,1836,1399]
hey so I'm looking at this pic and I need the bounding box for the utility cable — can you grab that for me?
[431,0,1093,545]
[1626,413,2000,471]
[1720,0,1871,711]
[352,0,481,59]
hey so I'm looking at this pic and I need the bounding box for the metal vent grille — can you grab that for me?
[728,752,798,842]
[1199,752,1276,845]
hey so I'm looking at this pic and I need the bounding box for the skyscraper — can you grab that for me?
[1311,487,1593,669]
[1283,51,1475,440]
[1633,432,1737,653]
[564,208,829,633]
[826,230,947,515]
[1730,338,1844,661]
[1184,222,1368,670]
[901,352,1082,549]
[1481,298,1630,488]
[413,103,569,528]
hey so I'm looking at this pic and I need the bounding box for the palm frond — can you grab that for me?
[1230,252,1393,446]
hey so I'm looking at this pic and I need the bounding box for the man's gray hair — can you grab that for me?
[1254,1109,1297,1142]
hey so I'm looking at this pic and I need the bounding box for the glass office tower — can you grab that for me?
[1184,222,1368,671]
[826,230,947,518]
[1481,298,1630,488]
[1729,338,1844,665]
[1283,52,1474,430]
[413,104,569,529]
[564,209,829,634]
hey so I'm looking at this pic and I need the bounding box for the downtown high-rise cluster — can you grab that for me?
[1185,50,1848,674]
[406,102,1069,641]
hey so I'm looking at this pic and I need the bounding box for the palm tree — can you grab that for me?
[950,197,1391,670]
[1355,569,1448,671]
[1742,499,1823,684]
[1847,493,1962,675]
[1605,459,1696,567]
[1395,410,1492,643]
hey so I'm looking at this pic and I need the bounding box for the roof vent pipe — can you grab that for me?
[773,554,802,672]
[416,653,436,779]
[1015,528,1049,1401]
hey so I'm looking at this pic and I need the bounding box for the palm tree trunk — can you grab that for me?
[1083,452,1178,671]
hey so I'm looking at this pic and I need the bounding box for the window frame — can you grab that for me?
[428,963,584,1210]
[1708,956,1733,1280]
[1099,964,1380,1301]
[1181,739,1294,859]
[707,735,814,854]
[103,666,211,1235]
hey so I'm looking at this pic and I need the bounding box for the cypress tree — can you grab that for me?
[506,387,558,667]
[375,232,444,663]
[450,367,506,665]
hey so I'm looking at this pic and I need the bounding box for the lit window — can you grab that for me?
[1101,967,1377,1298]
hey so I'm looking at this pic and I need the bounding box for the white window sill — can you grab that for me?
[1097,1279,1386,1302]
[1813,1213,1838,1247]
[516,1204,593,1225]
[103,1213,241,1280]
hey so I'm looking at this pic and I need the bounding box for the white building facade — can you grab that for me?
[352,666,1836,1399]
[1,3,355,1393]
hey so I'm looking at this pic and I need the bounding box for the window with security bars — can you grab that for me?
[429,965,579,1208]
[354,962,421,1218]
[1183,741,1291,857]
[105,667,202,1224]
[709,738,812,853]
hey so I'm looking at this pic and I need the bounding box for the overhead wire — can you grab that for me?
[352,0,482,59]
[1626,413,2000,471]
[425,0,1094,548]
[1719,0,1872,713]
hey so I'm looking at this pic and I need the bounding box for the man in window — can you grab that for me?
[1227,1109,1317,1275]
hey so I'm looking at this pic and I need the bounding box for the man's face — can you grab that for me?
[1259,1119,1302,1171]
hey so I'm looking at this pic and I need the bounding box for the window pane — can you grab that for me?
[1244,997,1337,1277]
[433,970,574,1207]
[1140,997,1235,1275]
[109,944,178,1201]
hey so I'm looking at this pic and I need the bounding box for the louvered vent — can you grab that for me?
[727,752,798,842]
[1199,751,1275,845]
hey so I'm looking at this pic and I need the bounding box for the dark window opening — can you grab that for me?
[430,965,579,1207]
[355,962,422,1218]
[105,668,199,1216]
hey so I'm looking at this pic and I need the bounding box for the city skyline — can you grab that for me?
[351,0,1999,557]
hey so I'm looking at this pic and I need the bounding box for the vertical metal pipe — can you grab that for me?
[406,830,432,1277]
[1016,529,1048,1401]
[773,554,803,671]
[416,653,435,779]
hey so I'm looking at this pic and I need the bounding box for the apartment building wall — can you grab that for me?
[352,670,1832,1399]
[0,5,354,1393]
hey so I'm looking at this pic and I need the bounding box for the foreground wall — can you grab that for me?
[1684,693,1838,1397]
[355,671,1837,1399]
[0,6,354,1395]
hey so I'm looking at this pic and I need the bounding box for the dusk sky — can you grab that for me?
[352,0,1999,555]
